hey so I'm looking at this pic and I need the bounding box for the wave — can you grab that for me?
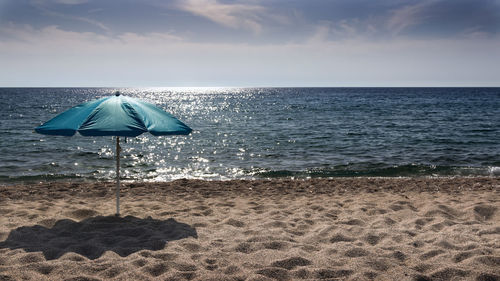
[252,164,500,178]
[2,164,498,184]
[0,173,83,183]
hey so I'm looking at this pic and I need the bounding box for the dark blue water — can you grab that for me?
[0,87,499,183]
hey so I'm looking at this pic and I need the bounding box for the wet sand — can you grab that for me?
[0,177,499,280]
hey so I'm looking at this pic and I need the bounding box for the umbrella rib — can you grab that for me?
[76,99,109,135]
[126,98,192,136]
[122,98,149,133]
[36,97,110,136]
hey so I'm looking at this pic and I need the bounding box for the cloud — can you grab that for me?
[306,18,380,43]
[1,23,499,87]
[52,0,89,4]
[387,0,434,35]
[30,0,89,6]
[31,0,110,32]
[308,22,331,43]
[387,0,500,38]
[0,23,182,48]
[173,0,267,34]
[3,0,497,46]
[0,23,107,46]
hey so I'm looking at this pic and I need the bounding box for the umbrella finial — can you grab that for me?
[115,91,120,96]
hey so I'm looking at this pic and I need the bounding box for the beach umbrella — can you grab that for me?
[35,91,192,216]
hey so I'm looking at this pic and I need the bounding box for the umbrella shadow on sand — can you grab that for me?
[0,216,197,260]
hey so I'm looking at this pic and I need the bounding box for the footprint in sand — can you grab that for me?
[182,242,202,252]
[389,204,405,211]
[174,262,197,272]
[292,268,311,279]
[225,218,245,227]
[364,271,379,279]
[263,241,288,250]
[234,242,254,254]
[67,209,98,220]
[132,258,147,267]
[101,266,125,278]
[430,267,469,280]
[64,276,102,281]
[142,262,169,277]
[473,205,497,220]
[153,252,178,261]
[204,258,218,270]
[478,227,500,236]
[315,269,353,279]
[344,247,369,257]
[476,273,500,281]
[413,263,434,274]
[364,233,384,246]
[266,220,287,228]
[223,265,240,275]
[330,233,355,243]
[340,219,365,226]
[256,267,289,281]
[453,249,492,263]
[415,218,434,227]
[365,258,391,272]
[271,257,312,270]
[18,253,45,264]
[474,255,500,267]
[27,263,56,275]
[419,249,445,260]
[384,217,397,225]
[37,218,57,228]
[392,251,407,262]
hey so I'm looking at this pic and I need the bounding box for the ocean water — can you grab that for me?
[0,87,499,183]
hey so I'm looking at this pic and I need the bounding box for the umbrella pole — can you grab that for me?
[116,136,120,216]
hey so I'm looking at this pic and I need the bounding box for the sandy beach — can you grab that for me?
[0,177,498,281]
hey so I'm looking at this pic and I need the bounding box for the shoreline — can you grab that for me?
[1,177,499,198]
[0,177,499,280]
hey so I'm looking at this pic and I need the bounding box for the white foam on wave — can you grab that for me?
[488,166,500,176]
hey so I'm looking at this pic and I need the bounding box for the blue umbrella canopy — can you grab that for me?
[35,92,192,216]
[35,92,192,137]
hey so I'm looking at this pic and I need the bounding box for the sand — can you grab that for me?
[0,177,499,281]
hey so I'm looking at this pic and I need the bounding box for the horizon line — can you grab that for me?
[1,86,500,89]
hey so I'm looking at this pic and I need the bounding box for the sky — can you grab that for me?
[0,0,499,87]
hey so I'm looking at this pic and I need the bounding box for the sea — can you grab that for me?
[0,87,499,183]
